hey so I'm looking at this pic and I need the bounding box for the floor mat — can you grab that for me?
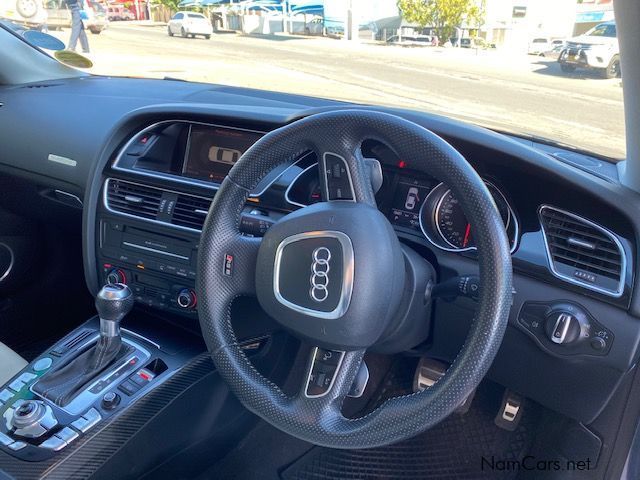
[281,366,539,480]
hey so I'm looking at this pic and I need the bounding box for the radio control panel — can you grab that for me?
[97,217,199,316]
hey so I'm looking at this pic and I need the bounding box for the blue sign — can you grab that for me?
[576,11,605,23]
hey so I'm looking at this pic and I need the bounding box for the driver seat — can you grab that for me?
[0,342,27,386]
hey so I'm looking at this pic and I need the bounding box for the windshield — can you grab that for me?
[586,23,617,38]
[10,1,625,159]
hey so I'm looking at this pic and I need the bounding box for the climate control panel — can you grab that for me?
[100,263,197,316]
[517,301,613,356]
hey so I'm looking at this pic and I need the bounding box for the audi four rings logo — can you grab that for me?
[310,247,331,302]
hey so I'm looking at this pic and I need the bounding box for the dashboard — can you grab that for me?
[0,76,639,431]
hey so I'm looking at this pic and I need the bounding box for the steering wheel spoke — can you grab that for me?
[224,234,261,297]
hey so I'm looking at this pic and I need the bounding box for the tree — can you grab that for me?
[397,0,485,43]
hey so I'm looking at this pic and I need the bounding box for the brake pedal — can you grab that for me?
[495,389,524,431]
[413,357,475,414]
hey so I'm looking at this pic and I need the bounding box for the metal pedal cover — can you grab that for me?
[494,389,524,431]
[413,357,474,414]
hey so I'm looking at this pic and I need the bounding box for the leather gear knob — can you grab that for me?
[95,283,134,323]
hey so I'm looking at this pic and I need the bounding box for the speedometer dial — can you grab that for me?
[420,181,518,253]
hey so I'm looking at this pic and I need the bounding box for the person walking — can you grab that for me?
[67,0,90,54]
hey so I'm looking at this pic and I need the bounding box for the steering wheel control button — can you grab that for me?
[322,153,354,201]
[101,391,121,411]
[33,357,53,372]
[71,408,102,434]
[305,348,345,398]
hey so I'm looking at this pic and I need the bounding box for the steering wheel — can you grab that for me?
[197,110,512,449]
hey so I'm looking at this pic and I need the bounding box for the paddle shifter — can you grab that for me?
[33,284,134,407]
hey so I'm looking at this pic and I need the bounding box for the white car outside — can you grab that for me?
[528,38,564,56]
[558,21,620,78]
[168,11,213,39]
[0,0,48,29]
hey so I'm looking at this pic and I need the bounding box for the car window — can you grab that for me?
[588,23,617,38]
[28,4,624,159]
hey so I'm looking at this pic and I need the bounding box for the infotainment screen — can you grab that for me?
[182,125,262,183]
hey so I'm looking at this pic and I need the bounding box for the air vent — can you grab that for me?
[539,206,625,297]
[172,194,212,231]
[105,179,162,220]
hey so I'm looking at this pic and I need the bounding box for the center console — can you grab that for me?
[0,285,178,461]
[94,120,292,319]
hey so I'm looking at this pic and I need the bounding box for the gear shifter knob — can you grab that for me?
[95,283,133,337]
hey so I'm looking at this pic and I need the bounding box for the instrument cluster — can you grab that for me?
[286,161,519,254]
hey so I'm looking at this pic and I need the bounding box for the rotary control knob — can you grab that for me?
[106,268,127,285]
[545,311,582,345]
[176,288,197,309]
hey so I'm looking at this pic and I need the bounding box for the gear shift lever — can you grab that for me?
[95,283,134,339]
[33,284,135,407]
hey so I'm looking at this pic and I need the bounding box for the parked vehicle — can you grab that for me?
[387,34,435,47]
[167,11,213,39]
[324,20,343,37]
[461,37,494,49]
[303,17,323,35]
[558,21,620,78]
[0,0,48,30]
[107,5,133,21]
[45,0,108,34]
[529,38,564,56]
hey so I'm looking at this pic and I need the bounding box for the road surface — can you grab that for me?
[53,23,625,158]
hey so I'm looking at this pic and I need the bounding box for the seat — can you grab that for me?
[0,342,27,386]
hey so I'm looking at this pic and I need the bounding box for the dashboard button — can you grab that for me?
[40,436,66,451]
[71,409,101,434]
[55,427,79,444]
[0,389,13,403]
[8,379,25,393]
[33,357,53,372]
[0,431,13,446]
[7,441,26,451]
